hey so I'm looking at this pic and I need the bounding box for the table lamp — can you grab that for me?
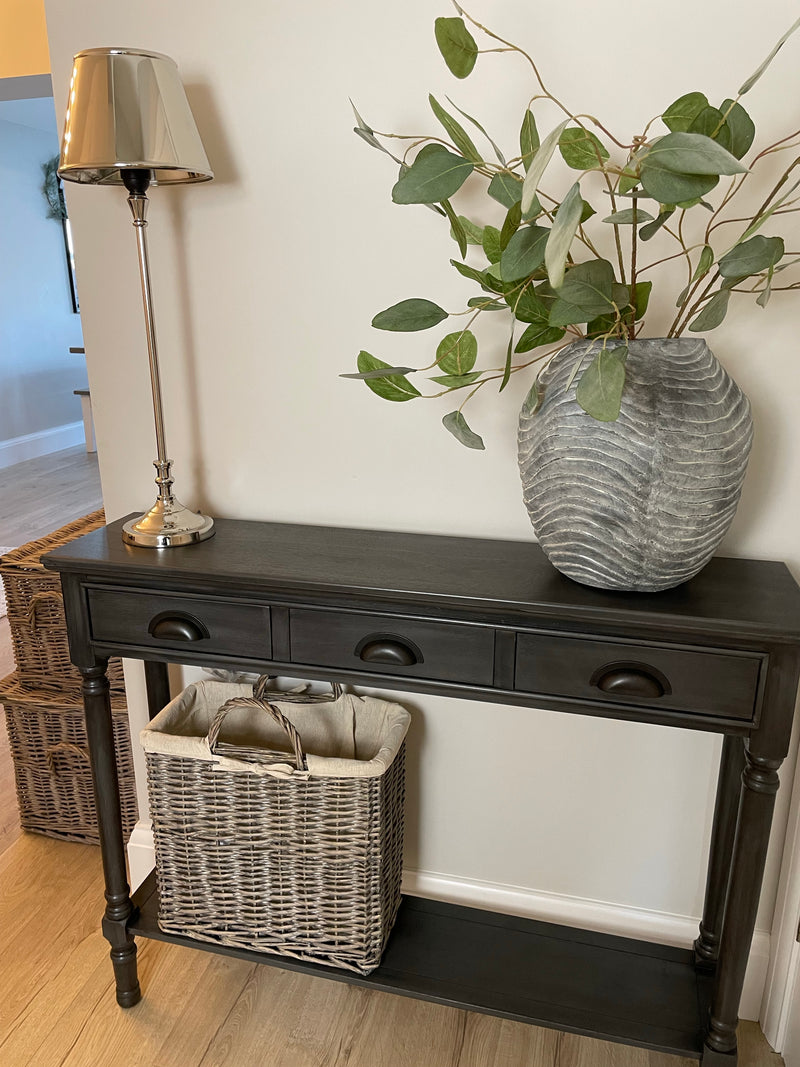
[58,47,215,548]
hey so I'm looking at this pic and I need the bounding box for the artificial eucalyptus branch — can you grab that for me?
[344,8,800,448]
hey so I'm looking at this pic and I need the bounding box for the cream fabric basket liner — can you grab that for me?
[140,680,410,779]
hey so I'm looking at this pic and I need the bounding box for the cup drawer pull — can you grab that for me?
[148,612,210,642]
[355,633,422,667]
[592,663,669,699]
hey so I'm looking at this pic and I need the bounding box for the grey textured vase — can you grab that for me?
[518,337,753,592]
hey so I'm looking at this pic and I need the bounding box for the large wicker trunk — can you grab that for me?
[0,672,138,844]
[0,510,125,693]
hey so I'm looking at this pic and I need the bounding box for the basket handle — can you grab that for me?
[46,741,90,776]
[253,675,343,704]
[208,693,308,770]
[28,590,65,625]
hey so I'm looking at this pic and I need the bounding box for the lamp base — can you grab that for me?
[122,497,215,548]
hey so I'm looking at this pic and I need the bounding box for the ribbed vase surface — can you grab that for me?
[518,337,753,592]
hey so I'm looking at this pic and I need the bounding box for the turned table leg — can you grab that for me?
[82,662,141,1007]
[701,741,782,1066]
[695,735,746,971]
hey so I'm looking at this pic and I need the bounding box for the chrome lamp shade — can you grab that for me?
[58,48,215,548]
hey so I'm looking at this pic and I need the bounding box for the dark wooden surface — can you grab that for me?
[42,515,800,1065]
[131,872,710,1059]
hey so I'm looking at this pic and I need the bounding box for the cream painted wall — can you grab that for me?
[1,0,49,77]
[43,0,800,980]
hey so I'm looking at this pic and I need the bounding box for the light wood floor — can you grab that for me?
[0,452,786,1066]
[0,445,103,546]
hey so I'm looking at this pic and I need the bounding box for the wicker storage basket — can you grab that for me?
[0,672,138,844]
[0,510,125,693]
[140,676,410,975]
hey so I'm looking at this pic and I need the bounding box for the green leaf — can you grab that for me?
[434,17,478,79]
[689,106,731,152]
[453,215,484,245]
[499,323,515,392]
[515,320,565,353]
[437,329,478,374]
[602,207,656,225]
[451,259,504,294]
[548,259,616,327]
[720,100,756,160]
[558,126,610,170]
[355,352,421,402]
[500,201,522,250]
[575,346,627,421]
[372,298,448,332]
[521,119,570,215]
[521,378,546,417]
[430,371,482,387]
[445,97,506,165]
[488,171,524,209]
[440,199,467,259]
[341,365,416,379]
[663,92,709,133]
[519,109,540,170]
[429,94,482,163]
[631,280,652,320]
[509,286,550,323]
[545,181,583,289]
[640,132,748,176]
[688,290,731,332]
[467,295,505,310]
[718,235,784,278]
[482,225,503,263]
[739,16,800,95]
[639,207,676,241]
[693,244,715,281]
[640,166,718,206]
[442,410,485,449]
[757,266,774,308]
[392,144,474,205]
[499,225,550,281]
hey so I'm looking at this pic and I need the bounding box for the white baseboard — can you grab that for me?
[125,822,769,1020]
[0,421,84,469]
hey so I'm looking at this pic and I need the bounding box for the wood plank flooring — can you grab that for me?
[0,450,787,1065]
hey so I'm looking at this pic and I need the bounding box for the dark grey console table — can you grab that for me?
[44,516,800,1065]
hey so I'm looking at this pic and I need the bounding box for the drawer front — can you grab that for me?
[88,588,271,659]
[289,608,495,686]
[514,632,762,721]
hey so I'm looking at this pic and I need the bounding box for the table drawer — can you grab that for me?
[289,608,495,686]
[514,632,762,721]
[87,589,271,659]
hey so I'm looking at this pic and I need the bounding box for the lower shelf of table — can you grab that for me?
[130,872,711,1059]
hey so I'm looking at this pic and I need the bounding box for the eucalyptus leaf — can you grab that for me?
[434,17,478,79]
[341,366,417,379]
[575,347,627,421]
[500,201,522,249]
[739,15,800,95]
[521,378,546,417]
[446,97,507,165]
[515,320,566,353]
[757,267,774,308]
[520,109,540,170]
[688,289,731,331]
[640,132,748,176]
[521,119,570,215]
[499,323,515,392]
[442,410,485,449]
[430,371,482,387]
[602,208,656,225]
[482,225,503,263]
[558,126,610,170]
[372,298,449,332]
[510,286,550,323]
[454,216,484,245]
[720,99,756,159]
[662,92,709,133]
[355,352,421,402]
[631,280,653,320]
[437,329,478,374]
[429,94,482,163]
[693,244,715,281]
[688,106,731,151]
[640,165,717,206]
[450,259,493,288]
[718,234,784,278]
[488,171,524,208]
[441,199,468,259]
[548,259,616,326]
[639,207,676,241]
[499,225,550,281]
[467,296,505,310]
[392,144,474,205]
[546,181,583,289]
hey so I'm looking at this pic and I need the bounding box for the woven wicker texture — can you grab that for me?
[145,681,407,975]
[0,672,138,844]
[0,510,125,693]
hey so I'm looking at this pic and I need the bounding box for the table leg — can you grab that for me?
[702,741,782,1066]
[82,662,141,1007]
[144,660,171,720]
[695,736,746,971]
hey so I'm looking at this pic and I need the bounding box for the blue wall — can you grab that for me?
[0,95,86,446]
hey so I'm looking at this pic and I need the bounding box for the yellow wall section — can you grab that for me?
[0,0,50,77]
